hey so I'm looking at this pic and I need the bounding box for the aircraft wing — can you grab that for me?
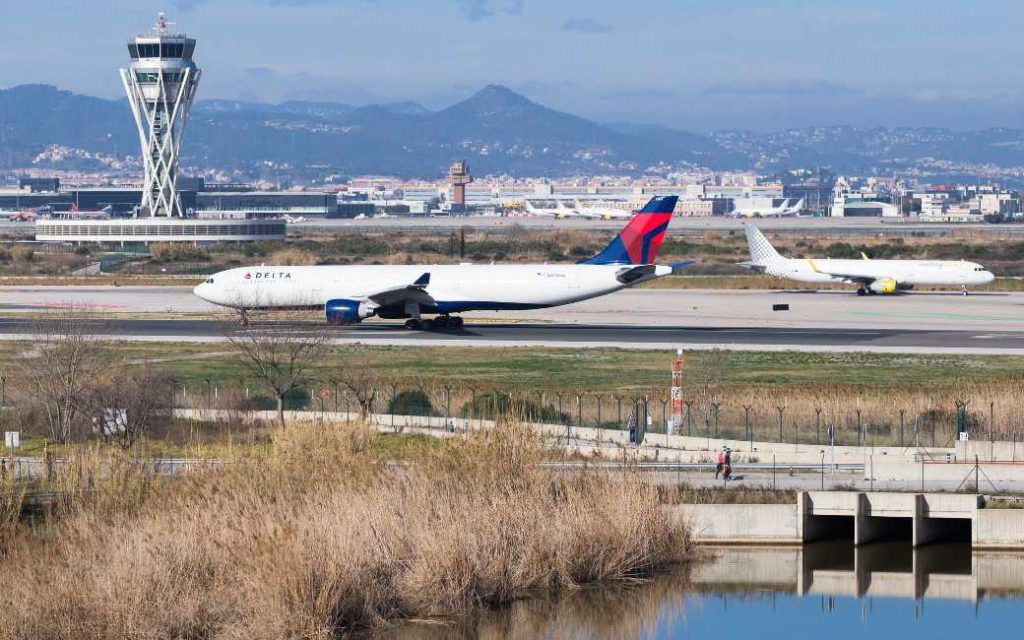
[357,272,436,307]
[805,259,877,284]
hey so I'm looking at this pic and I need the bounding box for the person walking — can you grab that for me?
[723,449,733,481]
[715,451,724,479]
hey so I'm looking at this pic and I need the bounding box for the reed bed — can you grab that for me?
[0,421,692,639]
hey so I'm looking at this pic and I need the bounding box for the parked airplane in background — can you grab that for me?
[572,200,635,220]
[741,225,994,295]
[195,196,690,329]
[523,199,579,218]
[731,198,804,218]
[69,205,113,220]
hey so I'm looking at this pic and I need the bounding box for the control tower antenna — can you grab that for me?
[120,13,201,217]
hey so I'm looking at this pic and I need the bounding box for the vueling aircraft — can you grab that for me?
[741,225,994,295]
[195,196,689,329]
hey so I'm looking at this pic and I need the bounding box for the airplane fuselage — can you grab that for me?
[765,258,994,287]
[194,263,670,316]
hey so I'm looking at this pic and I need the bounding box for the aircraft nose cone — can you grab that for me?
[193,282,210,301]
[985,271,996,284]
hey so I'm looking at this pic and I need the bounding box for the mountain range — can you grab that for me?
[2,83,1024,181]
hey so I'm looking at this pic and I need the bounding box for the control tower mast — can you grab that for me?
[120,13,201,217]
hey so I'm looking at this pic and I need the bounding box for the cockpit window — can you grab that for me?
[205,278,215,284]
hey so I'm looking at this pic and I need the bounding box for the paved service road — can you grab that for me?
[1,317,1022,353]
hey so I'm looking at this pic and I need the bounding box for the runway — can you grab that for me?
[0,316,1022,353]
[1,286,1022,352]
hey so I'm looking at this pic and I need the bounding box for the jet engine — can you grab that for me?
[325,299,372,325]
[869,278,898,294]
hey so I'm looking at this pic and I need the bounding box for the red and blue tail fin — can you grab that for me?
[581,195,678,265]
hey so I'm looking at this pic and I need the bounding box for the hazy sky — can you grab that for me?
[4,0,1024,131]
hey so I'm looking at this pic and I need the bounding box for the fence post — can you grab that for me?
[989,401,994,461]
[390,384,397,430]
[743,405,752,448]
[776,406,784,443]
[899,410,905,447]
[815,408,822,446]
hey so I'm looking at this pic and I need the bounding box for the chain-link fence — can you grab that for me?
[160,377,1024,449]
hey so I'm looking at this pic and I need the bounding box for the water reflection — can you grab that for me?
[388,545,1024,639]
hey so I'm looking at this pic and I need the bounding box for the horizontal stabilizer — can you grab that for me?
[615,264,657,284]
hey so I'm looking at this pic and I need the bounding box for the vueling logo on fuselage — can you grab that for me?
[244,271,293,281]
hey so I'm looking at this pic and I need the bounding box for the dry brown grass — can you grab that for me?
[0,421,692,638]
[269,248,318,266]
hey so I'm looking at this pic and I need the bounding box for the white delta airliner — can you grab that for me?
[741,225,994,295]
[194,196,689,329]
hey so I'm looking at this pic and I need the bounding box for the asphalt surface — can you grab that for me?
[1,316,1022,352]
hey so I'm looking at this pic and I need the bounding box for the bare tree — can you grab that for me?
[227,318,329,429]
[16,309,107,444]
[335,357,381,421]
[84,367,176,449]
[693,349,727,439]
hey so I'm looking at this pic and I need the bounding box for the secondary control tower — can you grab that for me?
[120,13,201,217]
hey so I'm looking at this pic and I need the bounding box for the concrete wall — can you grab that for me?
[975,510,1024,549]
[872,460,1024,488]
[677,504,801,544]
[957,440,1024,462]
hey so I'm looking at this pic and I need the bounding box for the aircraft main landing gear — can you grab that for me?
[856,287,867,296]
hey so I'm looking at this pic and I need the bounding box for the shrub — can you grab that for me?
[149,243,210,262]
[9,246,34,263]
[268,248,317,266]
[460,391,570,423]
[387,389,437,416]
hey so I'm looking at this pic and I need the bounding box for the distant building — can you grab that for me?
[675,199,716,217]
[834,200,900,217]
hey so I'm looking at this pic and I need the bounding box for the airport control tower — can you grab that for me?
[120,13,201,217]
[449,160,473,213]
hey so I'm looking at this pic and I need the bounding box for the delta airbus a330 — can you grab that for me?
[194,196,689,329]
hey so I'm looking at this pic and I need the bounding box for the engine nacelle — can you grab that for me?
[869,278,898,294]
[325,299,371,325]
